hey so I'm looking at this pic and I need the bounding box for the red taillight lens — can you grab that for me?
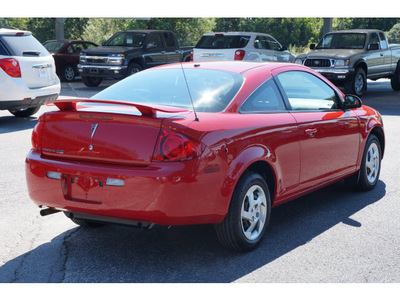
[234,50,246,60]
[0,58,21,78]
[190,50,193,61]
[153,129,204,162]
[31,116,44,150]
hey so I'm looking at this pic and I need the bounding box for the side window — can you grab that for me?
[378,32,388,49]
[254,36,269,50]
[164,32,176,48]
[276,71,339,111]
[146,33,163,49]
[241,78,286,113]
[67,44,75,53]
[84,43,96,49]
[0,40,8,55]
[265,36,281,51]
[369,32,380,49]
[73,43,83,53]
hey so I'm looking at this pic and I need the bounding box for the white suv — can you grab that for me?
[192,32,295,63]
[0,28,60,117]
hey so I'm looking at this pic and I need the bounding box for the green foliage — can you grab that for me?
[387,23,400,44]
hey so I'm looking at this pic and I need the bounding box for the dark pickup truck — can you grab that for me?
[78,30,193,87]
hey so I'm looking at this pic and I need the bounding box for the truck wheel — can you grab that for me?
[8,105,41,117]
[127,62,142,76]
[390,63,400,91]
[345,68,366,96]
[82,76,102,87]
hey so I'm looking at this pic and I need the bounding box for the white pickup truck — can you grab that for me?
[192,32,295,63]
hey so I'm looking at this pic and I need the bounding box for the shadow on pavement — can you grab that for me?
[0,180,386,283]
[0,115,37,134]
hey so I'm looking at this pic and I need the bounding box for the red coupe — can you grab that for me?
[26,61,384,251]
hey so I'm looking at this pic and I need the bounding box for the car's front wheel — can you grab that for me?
[61,65,76,82]
[215,172,271,252]
[345,68,367,96]
[391,63,400,91]
[8,105,41,117]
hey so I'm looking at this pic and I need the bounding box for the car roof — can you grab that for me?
[327,29,381,34]
[202,32,273,37]
[155,61,299,75]
[0,28,31,36]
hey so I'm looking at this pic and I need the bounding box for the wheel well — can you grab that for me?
[370,126,385,158]
[355,61,368,75]
[246,161,276,203]
[128,59,143,69]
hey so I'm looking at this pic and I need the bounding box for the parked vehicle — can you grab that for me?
[43,40,97,82]
[192,32,295,63]
[26,61,384,251]
[0,28,60,117]
[78,30,193,87]
[295,29,400,96]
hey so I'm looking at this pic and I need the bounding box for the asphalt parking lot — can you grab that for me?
[0,78,399,284]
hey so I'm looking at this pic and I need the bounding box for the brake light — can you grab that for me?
[152,129,204,162]
[190,50,193,61]
[31,115,44,150]
[0,58,21,77]
[234,50,246,60]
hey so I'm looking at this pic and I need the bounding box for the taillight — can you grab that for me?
[153,129,204,162]
[31,116,44,150]
[234,50,246,60]
[190,50,193,61]
[0,58,21,78]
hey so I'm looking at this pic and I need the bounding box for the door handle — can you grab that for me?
[305,128,317,136]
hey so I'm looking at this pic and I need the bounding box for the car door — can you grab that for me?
[274,70,360,191]
[253,35,277,61]
[265,36,291,62]
[163,31,181,63]
[239,77,301,202]
[143,32,166,68]
[366,32,386,76]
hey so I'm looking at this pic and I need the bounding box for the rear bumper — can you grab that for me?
[25,150,229,226]
[0,93,58,110]
[78,64,127,79]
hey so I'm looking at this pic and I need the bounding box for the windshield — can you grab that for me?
[195,35,250,49]
[92,68,244,112]
[105,32,147,47]
[43,41,65,52]
[316,33,366,49]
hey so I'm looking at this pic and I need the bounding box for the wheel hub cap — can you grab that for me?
[241,185,267,241]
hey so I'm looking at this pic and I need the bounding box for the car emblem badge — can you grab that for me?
[315,60,320,66]
[89,123,98,151]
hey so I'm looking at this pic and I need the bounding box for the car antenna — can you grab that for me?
[180,62,199,122]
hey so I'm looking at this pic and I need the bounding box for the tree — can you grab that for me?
[387,23,400,44]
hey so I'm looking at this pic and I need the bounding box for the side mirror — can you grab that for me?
[368,43,379,51]
[343,95,363,109]
[310,44,316,50]
[101,41,106,46]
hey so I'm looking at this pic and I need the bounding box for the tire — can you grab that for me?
[358,134,382,191]
[82,76,102,87]
[127,62,142,77]
[345,68,367,96]
[390,63,400,91]
[215,172,271,252]
[64,212,105,228]
[8,105,41,117]
[61,65,76,82]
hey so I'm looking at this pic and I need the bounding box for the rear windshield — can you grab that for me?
[316,33,366,49]
[43,41,65,52]
[1,34,50,57]
[195,35,251,49]
[92,68,244,112]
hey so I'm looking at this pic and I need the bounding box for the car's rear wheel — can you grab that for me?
[8,105,41,117]
[358,134,382,191]
[215,172,271,252]
[82,76,102,87]
[61,65,76,82]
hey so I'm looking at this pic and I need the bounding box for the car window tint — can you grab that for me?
[277,71,339,111]
[241,78,286,113]
[195,35,251,49]
[84,43,96,49]
[254,36,269,50]
[2,35,49,57]
[164,32,176,48]
[265,37,281,51]
[146,33,163,49]
[91,68,244,113]
[378,32,388,49]
[0,40,8,55]
[369,32,380,48]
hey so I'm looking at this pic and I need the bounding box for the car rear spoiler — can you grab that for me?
[48,99,188,117]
